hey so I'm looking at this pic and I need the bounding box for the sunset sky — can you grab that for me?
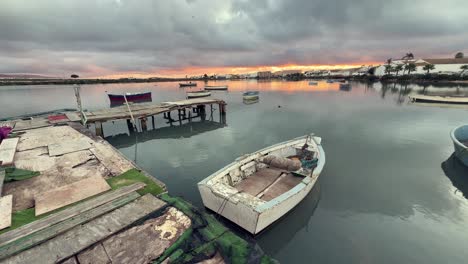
[1,0,467,78]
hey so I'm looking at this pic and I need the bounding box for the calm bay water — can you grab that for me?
[2,80,468,263]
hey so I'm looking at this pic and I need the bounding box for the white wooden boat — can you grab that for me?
[187,90,211,98]
[204,85,228,90]
[409,94,468,104]
[198,134,325,234]
[451,125,468,166]
[308,81,318,85]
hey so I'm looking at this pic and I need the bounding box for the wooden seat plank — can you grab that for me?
[235,168,283,196]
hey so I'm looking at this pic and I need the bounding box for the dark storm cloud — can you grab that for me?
[0,0,467,76]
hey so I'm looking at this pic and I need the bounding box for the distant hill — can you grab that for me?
[0,73,57,79]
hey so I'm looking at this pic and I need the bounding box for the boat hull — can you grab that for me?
[198,135,325,234]
[179,83,197,87]
[187,92,211,98]
[107,92,152,105]
[205,86,228,90]
[409,94,468,104]
[451,125,468,166]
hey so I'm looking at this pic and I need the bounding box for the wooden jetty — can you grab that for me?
[81,98,227,137]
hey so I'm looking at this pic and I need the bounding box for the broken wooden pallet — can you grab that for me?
[0,192,141,260]
[0,138,19,167]
[0,182,145,247]
[4,194,166,263]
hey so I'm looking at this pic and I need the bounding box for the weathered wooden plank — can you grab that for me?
[13,118,50,131]
[48,138,92,156]
[4,194,166,264]
[0,192,141,260]
[0,182,145,247]
[0,138,19,167]
[64,112,81,122]
[89,141,134,176]
[102,207,191,264]
[0,170,4,196]
[0,195,12,230]
[35,175,111,216]
[77,243,111,264]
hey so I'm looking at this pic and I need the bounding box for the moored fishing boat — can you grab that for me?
[187,90,211,98]
[243,91,259,100]
[107,92,152,106]
[205,85,228,90]
[409,94,468,104]
[198,134,325,234]
[451,125,468,166]
[179,82,197,87]
[339,82,351,91]
[309,81,318,85]
[326,80,334,83]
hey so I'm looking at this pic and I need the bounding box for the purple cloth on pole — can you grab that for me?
[0,126,13,143]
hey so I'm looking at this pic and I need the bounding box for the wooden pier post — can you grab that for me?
[95,121,103,137]
[140,117,148,131]
[126,119,134,132]
[151,116,155,129]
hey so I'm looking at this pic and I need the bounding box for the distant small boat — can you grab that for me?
[205,85,228,90]
[198,134,325,234]
[243,91,259,100]
[409,94,468,104]
[243,98,259,105]
[179,82,197,87]
[108,92,152,105]
[187,90,211,98]
[308,81,318,85]
[451,125,468,167]
[339,83,351,91]
[326,80,334,83]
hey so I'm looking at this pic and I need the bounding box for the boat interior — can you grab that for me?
[212,139,319,202]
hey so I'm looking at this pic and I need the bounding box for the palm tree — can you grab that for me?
[384,65,393,75]
[460,65,468,76]
[402,52,414,60]
[455,52,464,59]
[422,64,435,74]
[404,63,416,75]
[394,64,404,76]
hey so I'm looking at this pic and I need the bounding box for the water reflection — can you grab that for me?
[442,154,468,199]
[256,183,321,253]
[106,119,226,148]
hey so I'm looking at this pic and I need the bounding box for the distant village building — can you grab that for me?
[276,70,301,77]
[257,71,272,79]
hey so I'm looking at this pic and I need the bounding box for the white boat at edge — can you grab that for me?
[451,125,468,166]
[198,134,325,234]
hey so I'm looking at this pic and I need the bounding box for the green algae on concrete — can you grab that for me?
[107,168,165,196]
[156,193,277,264]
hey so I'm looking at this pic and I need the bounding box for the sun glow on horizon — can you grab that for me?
[93,62,379,79]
